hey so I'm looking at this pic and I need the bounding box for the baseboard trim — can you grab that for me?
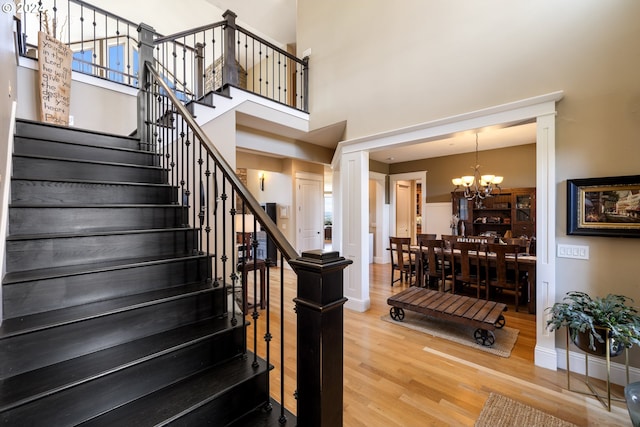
[534,345,558,371]
[345,296,370,313]
[556,348,640,386]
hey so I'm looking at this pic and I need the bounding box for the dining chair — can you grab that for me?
[389,236,416,287]
[450,241,483,297]
[416,233,437,246]
[504,237,530,254]
[420,239,450,292]
[441,234,458,250]
[485,243,522,310]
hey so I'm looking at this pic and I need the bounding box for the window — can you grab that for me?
[71,43,139,87]
[72,49,93,74]
[108,44,124,82]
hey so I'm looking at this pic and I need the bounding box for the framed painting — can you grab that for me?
[567,175,640,237]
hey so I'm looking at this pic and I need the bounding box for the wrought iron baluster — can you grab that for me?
[279,253,287,424]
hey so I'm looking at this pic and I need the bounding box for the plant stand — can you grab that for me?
[565,328,629,411]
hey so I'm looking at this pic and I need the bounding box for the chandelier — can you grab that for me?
[452,133,503,202]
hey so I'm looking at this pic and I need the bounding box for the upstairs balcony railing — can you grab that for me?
[152,10,308,111]
[16,0,309,112]
[16,0,140,86]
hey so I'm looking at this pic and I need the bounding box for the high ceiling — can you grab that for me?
[369,122,537,164]
[204,0,297,44]
[202,1,537,164]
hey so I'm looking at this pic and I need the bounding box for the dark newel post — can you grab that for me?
[222,10,238,94]
[289,250,352,427]
[195,42,204,99]
[137,23,155,148]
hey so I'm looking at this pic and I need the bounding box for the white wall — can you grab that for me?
[0,9,18,324]
[17,59,137,134]
[424,202,453,239]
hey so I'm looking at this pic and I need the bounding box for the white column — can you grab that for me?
[340,151,370,312]
[534,112,558,369]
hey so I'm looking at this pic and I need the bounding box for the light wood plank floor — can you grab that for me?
[245,262,630,426]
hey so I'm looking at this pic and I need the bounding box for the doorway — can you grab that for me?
[395,181,412,238]
[296,173,324,253]
[389,172,427,243]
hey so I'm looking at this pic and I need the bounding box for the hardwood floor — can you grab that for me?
[246,262,630,426]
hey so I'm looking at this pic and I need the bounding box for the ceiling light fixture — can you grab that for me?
[452,133,503,205]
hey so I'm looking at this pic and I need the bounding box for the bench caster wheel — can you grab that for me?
[390,307,405,321]
[474,329,495,346]
[494,314,506,329]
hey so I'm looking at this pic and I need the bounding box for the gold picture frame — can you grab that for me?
[567,175,640,237]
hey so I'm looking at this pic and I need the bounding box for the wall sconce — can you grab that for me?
[258,172,265,191]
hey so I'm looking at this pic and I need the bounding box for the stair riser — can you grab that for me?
[16,120,141,151]
[6,230,198,272]
[13,156,167,184]
[14,137,159,166]
[1,329,244,426]
[9,206,189,235]
[0,291,221,379]
[11,180,178,205]
[169,370,270,427]
[3,257,210,318]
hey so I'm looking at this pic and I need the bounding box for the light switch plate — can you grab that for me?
[557,244,589,260]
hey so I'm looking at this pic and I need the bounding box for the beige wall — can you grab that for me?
[237,153,324,246]
[298,1,640,355]
[390,144,536,203]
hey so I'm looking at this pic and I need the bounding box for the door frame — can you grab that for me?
[295,171,324,254]
[389,171,427,242]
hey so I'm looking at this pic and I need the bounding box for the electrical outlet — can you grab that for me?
[557,244,589,260]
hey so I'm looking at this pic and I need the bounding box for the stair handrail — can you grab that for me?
[143,60,299,263]
[153,21,226,45]
[154,21,302,64]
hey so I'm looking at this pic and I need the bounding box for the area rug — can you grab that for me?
[380,310,518,357]
[475,393,579,427]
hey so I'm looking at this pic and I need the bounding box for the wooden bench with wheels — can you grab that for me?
[387,287,507,346]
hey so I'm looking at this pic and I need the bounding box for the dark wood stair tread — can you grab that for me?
[80,355,269,427]
[11,177,174,188]
[0,282,216,339]
[5,226,194,242]
[16,118,140,145]
[0,317,238,412]
[15,135,157,156]
[227,399,297,427]
[10,203,182,208]
[13,153,166,171]
[3,253,208,285]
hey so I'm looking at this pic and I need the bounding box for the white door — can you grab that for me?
[396,181,412,238]
[297,177,324,253]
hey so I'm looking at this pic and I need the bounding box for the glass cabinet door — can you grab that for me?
[515,194,532,222]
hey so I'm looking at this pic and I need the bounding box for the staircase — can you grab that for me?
[1,119,293,426]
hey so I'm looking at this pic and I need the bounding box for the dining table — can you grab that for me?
[411,245,537,314]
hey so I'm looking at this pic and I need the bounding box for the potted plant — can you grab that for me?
[546,291,640,356]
